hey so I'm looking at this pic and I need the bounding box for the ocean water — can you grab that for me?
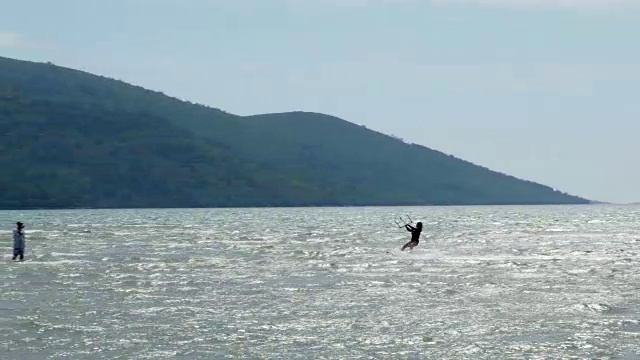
[1,205,640,359]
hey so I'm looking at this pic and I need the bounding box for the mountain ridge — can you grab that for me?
[0,56,590,209]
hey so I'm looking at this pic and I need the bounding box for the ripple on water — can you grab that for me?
[2,206,640,358]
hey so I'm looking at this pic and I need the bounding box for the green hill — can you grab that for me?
[0,56,589,209]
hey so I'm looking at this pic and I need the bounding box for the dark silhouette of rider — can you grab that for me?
[401,222,423,251]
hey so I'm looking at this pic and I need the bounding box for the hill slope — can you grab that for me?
[0,56,589,209]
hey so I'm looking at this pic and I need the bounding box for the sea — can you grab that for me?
[1,205,640,359]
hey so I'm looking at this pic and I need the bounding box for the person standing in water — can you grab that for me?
[401,222,423,251]
[12,222,26,261]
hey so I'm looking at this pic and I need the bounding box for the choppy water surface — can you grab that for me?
[2,205,640,359]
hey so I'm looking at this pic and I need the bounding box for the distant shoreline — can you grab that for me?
[0,202,609,211]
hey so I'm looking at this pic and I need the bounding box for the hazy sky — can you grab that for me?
[2,0,639,203]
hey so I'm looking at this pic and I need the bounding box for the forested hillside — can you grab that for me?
[0,56,590,209]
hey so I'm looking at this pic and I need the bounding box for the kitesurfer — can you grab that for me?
[401,222,422,251]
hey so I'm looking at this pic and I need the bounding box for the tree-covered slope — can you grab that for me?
[0,97,307,208]
[230,112,587,205]
[0,56,590,209]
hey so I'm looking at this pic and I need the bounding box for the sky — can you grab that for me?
[2,0,639,203]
